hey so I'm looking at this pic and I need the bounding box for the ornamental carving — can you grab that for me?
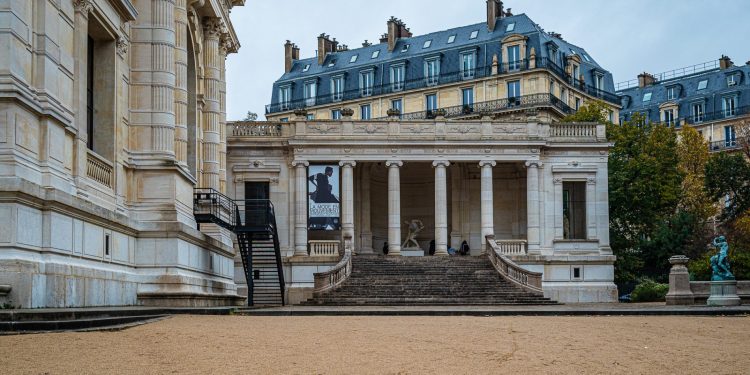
[447,124,480,134]
[353,123,386,135]
[309,123,339,134]
[116,37,129,57]
[203,17,225,38]
[73,0,93,14]
[403,124,433,134]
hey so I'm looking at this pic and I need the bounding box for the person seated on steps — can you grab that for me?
[459,241,470,256]
[429,240,435,256]
[382,242,388,256]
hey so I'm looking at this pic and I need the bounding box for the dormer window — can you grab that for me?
[423,40,432,49]
[278,85,291,110]
[447,35,456,44]
[401,44,410,53]
[331,75,344,102]
[642,92,652,102]
[666,86,677,100]
[728,75,737,86]
[371,50,380,59]
[359,70,374,97]
[350,54,358,63]
[425,58,440,86]
[506,23,515,32]
[302,64,310,72]
[469,30,479,39]
[697,79,708,90]
[582,54,591,62]
[593,73,604,91]
[328,59,336,67]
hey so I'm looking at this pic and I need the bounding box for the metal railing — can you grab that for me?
[86,150,114,188]
[267,57,620,114]
[486,235,543,295]
[623,105,750,128]
[616,59,720,91]
[393,93,573,121]
[709,138,741,152]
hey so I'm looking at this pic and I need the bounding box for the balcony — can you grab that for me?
[86,150,113,189]
[394,93,573,121]
[265,57,621,114]
[709,138,741,153]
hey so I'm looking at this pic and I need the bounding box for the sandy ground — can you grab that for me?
[1,315,749,374]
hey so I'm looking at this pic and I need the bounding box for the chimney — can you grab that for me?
[317,33,336,65]
[486,0,503,31]
[638,72,656,88]
[549,32,563,40]
[720,55,734,70]
[362,40,372,47]
[379,33,388,44]
[386,17,412,52]
[284,40,299,74]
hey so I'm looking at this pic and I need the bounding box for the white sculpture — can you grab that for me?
[402,219,425,249]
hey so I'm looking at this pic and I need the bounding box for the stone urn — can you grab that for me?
[340,107,354,118]
[293,108,308,119]
[665,255,694,305]
[386,108,401,118]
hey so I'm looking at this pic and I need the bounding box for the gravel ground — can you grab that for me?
[1,315,748,374]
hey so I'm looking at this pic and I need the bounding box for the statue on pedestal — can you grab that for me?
[710,236,735,281]
[402,219,425,249]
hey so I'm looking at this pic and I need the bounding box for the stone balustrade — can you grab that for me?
[313,237,353,295]
[228,120,606,143]
[86,150,114,188]
[495,240,528,255]
[309,240,340,257]
[486,235,543,295]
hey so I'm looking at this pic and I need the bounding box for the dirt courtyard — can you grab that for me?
[1,315,748,374]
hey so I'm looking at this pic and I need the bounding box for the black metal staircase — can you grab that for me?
[193,188,285,306]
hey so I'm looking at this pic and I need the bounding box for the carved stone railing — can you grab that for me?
[486,235,543,295]
[309,240,340,257]
[312,236,353,295]
[549,122,598,138]
[232,122,284,137]
[495,240,527,256]
[86,150,113,188]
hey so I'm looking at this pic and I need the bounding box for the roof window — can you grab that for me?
[423,40,432,49]
[350,54,358,63]
[371,50,380,59]
[582,54,591,62]
[469,30,479,39]
[447,35,456,44]
[643,92,652,102]
[302,64,310,72]
[328,60,336,67]
[401,44,410,53]
[506,23,515,32]
[697,80,708,90]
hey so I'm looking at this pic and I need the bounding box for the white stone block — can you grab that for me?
[17,205,42,247]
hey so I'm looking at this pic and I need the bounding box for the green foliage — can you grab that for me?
[676,126,716,220]
[688,245,750,281]
[705,152,750,222]
[630,279,669,302]
[639,212,710,282]
[688,252,712,281]
[561,100,611,123]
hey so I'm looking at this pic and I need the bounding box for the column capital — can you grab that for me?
[385,160,403,168]
[73,0,93,15]
[432,160,451,168]
[525,160,544,169]
[587,176,597,185]
[202,17,225,39]
[478,160,497,168]
[339,160,357,168]
[291,160,309,168]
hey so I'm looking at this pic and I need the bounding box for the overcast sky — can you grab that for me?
[225,0,750,120]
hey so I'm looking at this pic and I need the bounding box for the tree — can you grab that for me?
[705,152,750,223]
[676,126,716,221]
[243,111,258,121]
[561,100,611,123]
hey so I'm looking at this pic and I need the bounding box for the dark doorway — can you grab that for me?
[245,182,270,227]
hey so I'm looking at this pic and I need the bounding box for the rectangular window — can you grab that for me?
[425,58,440,86]
[391,99,402,113]
[594,74,604,91]
[725,125,736,147]
[697,80,708,90]
[331,76,344,101]
[331,109,341,120]
[447,35,456,44]
[350,54,358,63]
[561,88,568,104]
[723,95,738,117]
[401,44,410,53]
[279,86,291,110]
[549,81,555,95]
[390,64,405,92]
[359,70,374,97]
[303,81,317,106]
[280,117,289,122]
[461,52,476,79]
[302,64,310,72]
[506,23,515,32]
[692,102,704,123]
[575,98,581,110]
[573,65,580,81]
[507,80,521,101]
[643,92,652,102]
[508,45,521,71]
[371,50,380,59]
[426,94,437,111]
[306,113,315,120]
[666,87,676,100]
[360,104,371,120]
[462,87,474,108]
[728,75,737,86]
[663,109,675,127]
[563,181,587,240]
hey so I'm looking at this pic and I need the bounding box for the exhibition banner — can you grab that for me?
[308,165,341,230]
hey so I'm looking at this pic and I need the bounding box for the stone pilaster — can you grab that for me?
[292,160,309,256]
[173,0,188,166]
[450,164,462,249]
[433,160,450,256]
[72,0,92,187]
[386,160,403,256]
[340,161,356,241]
[359,164,374,254]
[479,160,496,254]
[201,17,224,190]
[525,161,542,254]
[219,34,230,193]
[586,177,598,240]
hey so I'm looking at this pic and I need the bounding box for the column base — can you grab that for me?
[387,246,402,256]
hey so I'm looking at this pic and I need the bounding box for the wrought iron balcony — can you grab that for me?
[391,93,573,121]
[266,57,620,114]
[709,138,741,153]
[623,105,750,127]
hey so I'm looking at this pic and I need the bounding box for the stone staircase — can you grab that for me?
[303,255,556,305]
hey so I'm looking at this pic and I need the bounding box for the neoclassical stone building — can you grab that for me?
[0,0,244,308]
[228,1,618,304]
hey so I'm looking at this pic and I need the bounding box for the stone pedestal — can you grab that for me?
[666,255,694,305]
[707,280,742,306]
[401,248,425,257]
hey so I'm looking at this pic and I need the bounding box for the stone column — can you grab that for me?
[479,161,497,254]
[386,160,403,256]
[433,161,450,256]
[72,0,92,187]
[173,0,188,166]
[586,177,598,240]
[292,161,309,256]
[525,161,542,254]
[218,35,230,193]
[359,164,374,254]
[201,17,223,190]
[340,161,356,240]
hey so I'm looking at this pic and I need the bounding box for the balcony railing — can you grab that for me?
[623,105,750,128]
[232,122,284,137]
[309,240,340,257]
[495,240,528,256]
[86,150,113,188]
[266,57,620,114]
[709,138,742,153]
[393,93,573,121]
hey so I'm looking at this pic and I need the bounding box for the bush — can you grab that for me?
[630,279,669,302]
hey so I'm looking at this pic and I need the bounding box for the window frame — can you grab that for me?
[424,57,441,86]
[507,80,521,101]
[462,87,474,108]
[425,93,438,112]
[371,50,380,59]
[360,103,371,120]
[697,79,708,91]
[331,109,342,120]
[691,101,705,123]
[469,30,479,39]
[278,85,291,110]
[447,35,456,44]
[390,63,405,92]
[303,80,317,106]
[349,54,358,63]
[507,44,521,71]
[666,86,677,100]
[506,22,516,32]
[359,69,375,97]
[723,95,738,117]
[330,75,344,102]
[460,51,476,80]
[663,108,675,127]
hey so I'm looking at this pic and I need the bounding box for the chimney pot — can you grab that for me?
[486,0,503,31]
[719,55,734,70]
[638,72,656,88]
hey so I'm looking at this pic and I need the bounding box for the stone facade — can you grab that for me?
[0,0,245,308]
[227,116,618,303]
